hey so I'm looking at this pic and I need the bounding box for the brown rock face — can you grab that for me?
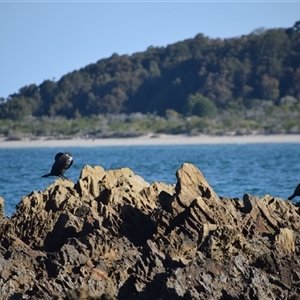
[0,196,5,218]
[0,163,300,299]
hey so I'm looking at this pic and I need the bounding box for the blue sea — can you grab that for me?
[0,143,299,217]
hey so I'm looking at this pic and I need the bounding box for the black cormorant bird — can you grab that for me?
[287,183,300,200]
[42,152,73,180]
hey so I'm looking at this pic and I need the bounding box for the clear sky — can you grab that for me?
[1,1,299,99]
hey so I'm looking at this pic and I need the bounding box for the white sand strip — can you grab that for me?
[0,134,300,148]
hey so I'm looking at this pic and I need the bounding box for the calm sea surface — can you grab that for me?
[0,143,299,216]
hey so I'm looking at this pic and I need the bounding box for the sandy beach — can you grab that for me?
[0,134,300,148]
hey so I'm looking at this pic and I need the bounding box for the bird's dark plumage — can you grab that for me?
[42,152,73,180]
[287,183,300,200]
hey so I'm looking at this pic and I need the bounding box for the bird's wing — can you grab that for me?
[57,153,73,172]
[66,159,73,170]
[50,160,61,175]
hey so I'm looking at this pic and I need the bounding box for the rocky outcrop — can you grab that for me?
[1,163,300,299]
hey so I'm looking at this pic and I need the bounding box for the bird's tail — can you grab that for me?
[42,173,51,178]
[287,194,295,200]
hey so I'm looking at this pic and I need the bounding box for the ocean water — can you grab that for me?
[0,143,299,217]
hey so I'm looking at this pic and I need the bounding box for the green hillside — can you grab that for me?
[0,21,299,138]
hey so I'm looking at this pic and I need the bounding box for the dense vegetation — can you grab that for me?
[0,21,299,138]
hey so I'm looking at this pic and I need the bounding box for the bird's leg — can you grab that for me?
[61,175,70,181]
[59,175,66,181]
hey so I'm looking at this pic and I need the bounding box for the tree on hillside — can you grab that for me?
[185,93,217,118]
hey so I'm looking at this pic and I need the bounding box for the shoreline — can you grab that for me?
[1,134,300,148]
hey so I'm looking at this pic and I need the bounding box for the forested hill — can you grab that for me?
[1,21,299,120]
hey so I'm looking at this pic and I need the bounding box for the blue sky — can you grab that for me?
[1,1,299,99]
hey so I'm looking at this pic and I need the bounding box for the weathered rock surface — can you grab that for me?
[1,163,300,299]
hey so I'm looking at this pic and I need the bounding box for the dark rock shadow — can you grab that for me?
[118,273,192,300]
[120,205,156,247]
[43,213,79,252]
[8,293,23,300]
[158,191,173,213]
